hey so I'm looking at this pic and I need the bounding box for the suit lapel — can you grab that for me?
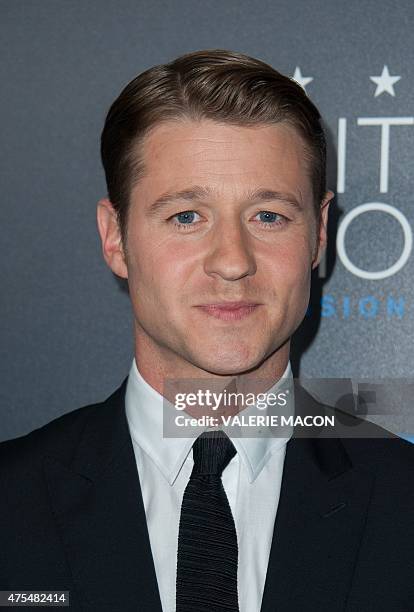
[43,379,163,612]
[260,386,375,612]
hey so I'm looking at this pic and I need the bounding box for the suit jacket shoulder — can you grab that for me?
[2,379,413,480]
[0,380,128,471]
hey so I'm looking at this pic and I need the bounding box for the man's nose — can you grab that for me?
[203,220,257,281]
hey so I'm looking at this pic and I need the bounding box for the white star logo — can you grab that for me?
[370,65,401,97]
[292,67,313,90]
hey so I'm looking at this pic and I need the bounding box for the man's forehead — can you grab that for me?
[133,118,313,198]
[141,118,304,155]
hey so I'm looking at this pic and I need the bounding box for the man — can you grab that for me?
[1,50,413,611]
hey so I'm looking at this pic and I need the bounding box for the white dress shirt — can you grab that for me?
[125,358,294,612]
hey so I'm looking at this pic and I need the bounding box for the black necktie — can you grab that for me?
[176,430,239,612]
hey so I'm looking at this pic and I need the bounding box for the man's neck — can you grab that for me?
[133,333,291,399]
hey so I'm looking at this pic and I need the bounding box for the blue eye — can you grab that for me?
[256,211,282,224]
[174,211,199,224]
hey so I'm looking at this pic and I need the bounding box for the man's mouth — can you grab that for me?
[194,302,262,321]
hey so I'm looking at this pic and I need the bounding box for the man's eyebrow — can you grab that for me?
[245,188,303,211]
[147,186,212,216]
[146,185,303,216]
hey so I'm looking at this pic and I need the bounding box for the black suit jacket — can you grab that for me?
[1,378,413,611]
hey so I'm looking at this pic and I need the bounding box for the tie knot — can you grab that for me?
[192,430,236,477]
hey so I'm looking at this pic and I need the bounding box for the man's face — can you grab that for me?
[99,119,330,377]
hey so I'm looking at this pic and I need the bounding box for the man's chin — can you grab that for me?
[187,348,266,377]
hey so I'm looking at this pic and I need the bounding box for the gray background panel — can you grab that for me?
[1,0,413,440]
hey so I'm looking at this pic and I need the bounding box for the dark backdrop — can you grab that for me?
[1,0,413,441]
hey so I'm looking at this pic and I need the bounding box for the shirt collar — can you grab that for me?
[125,358,294,485]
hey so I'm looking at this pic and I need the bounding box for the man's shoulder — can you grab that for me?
[331,402,414,474]
[326,398,414,476]
[0,379,128,474]
[296,383,414,474]
[341,433,414,473]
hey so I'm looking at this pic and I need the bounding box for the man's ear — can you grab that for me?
[96,198,128,279]
[312,190,334,270]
